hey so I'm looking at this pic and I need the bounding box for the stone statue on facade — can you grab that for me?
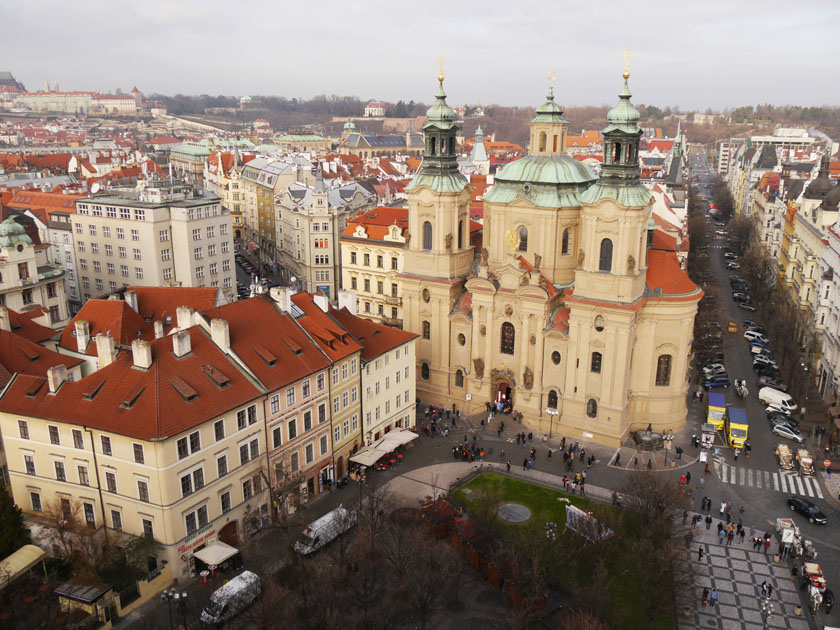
[577,249,585,266]
[445,233,453,251]
[480,247,489,266]
[627,254,636,274]
[534,253,542,270]
[473,358,485,378]
[523,366,534,390]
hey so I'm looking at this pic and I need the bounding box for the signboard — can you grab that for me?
[565,505,613,542]
[582,432,594,439]
[699,451,708,463]
[178,524,216,554]
[465,394,472,401]
[825,460,832,468]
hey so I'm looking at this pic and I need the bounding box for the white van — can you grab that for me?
[294,504,357,555]
[758,387,797,413]
[200,570,262,626]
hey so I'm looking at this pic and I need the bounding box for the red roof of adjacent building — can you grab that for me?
[645,250,700,299]
[330,307,417,361]
[651,230,678,252]
[7,190,82,222]
[0,328,262,441]
[290,293,362,362]
[204,296,331,390]
[6,308,57,344]
[341,206,408,241]
[128,286,220,333]
[59,300,151,355]
[645,140,675,153]
[0,330,84,386]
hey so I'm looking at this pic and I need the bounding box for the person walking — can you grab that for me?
[738,527,745,544]
[702,587,709,607]
[705,514,713,529]
[700,475,705,489]
[710,589,718,606]
[580,482,585,496]
[825,588,834,613]
[726,529,734,546]
[506,460,511,473]
[763,538,771,554]
[761,581,767,597]
[718,527,726,545]
[614,452,621,467]
[686,471,691,485]
[698,546,705,561]
[767,583,773,597]
[522,458,528,471]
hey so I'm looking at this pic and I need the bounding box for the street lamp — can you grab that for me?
[759,599,774,629]
[161,587,189,630]
[545,408,559,438]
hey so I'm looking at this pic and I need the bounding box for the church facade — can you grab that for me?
[400,69,701,447]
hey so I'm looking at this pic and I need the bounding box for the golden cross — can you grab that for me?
[438,55,445,82]
[623,48,631,79]
[548,69,556,90]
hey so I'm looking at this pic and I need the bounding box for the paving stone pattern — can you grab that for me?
[679,518,816,630]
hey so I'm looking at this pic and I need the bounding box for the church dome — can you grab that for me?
[494,154,596,186]
[425,80,456,129]
[605,80,640,130]
[0,217,32,248]
[823,183,840,210]
[804,156,833,199]
[343,120,356,130]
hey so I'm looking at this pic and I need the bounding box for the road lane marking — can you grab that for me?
[794,476,804,495]
[814,481,824,499]
[777,473,784,493]
[731,466,737,484]
[740,467,746,485]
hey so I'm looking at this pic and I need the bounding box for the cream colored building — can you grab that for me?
[0,328,269,578]
[401,74,701,446]
[0,215,71,329]
[340,206,407,327]
[75,181,236,303]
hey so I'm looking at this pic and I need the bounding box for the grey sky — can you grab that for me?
[3,0,839,110]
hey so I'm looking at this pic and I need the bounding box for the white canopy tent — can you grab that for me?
[192,540,238,566]
[349,447,386,467]
[350,430,418,467]
[0,544,46,591]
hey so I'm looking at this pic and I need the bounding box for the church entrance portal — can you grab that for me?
[496,382,512,406]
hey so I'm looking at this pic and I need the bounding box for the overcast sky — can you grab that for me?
[3,0,839,110]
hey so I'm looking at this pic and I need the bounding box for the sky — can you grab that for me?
[3,0,839,110]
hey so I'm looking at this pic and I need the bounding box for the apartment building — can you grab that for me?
[203,151,255,242]
[75,180,236,303]
[169,143,211,187]
[0,215,71,329]
[340,206,408,327]
[275,173,374,298]
[0,328,269,578]
[331,306,417,444]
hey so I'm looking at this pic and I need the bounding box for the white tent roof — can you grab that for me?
[192,540,238,566]
[0,544,46,591]
[350,447,385,467]
[350,430,418,467]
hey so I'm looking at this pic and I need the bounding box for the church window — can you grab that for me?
[430,137,437,155]
[539,131,546,152]
[561,228,570,255]
[553,135,558,152]
[594,315,605,332]
[518,227,528,252]
[422,221,432,251]
[586,399,598,418]
[655,355,672,386]
[455,370,464,387]
[613,143,621,163]
[458,220,464,249]
[599,239,613,272]
[422,321,431,340]
[421,362,430,380]
[551,351,561,365]
[500,322,515,355]
[547,390,558,409]
[422,288,430,303]
[457,333,466,346]
[590,352,602,373]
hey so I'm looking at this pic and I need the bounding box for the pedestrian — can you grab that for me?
[710,589,718,606]
[506,460,511,473]
[726,530,734,546]
[702,587,709,607]
[825,588,834,613]
[571,481,577,495]
[523,458,528,471]
[634,456,639,467]
[700,476,705,489]
[705,514,712,529]
[739,505,745,517]
[580,482,585,496]
[726,510,731,524]
[581,470,586,484]
[718,528,726,544]
[683,510,688,525]
[752,537,760,550]
[614,452,621,467]
[761,581,767,597]
[739,528,745,544]
[767,583,773,597]
[698,546,705,561]
[763,538,771,554]
[680,474,686,486]
[647,459,652,469]
[686,471,691,484]
[734,449,739,461]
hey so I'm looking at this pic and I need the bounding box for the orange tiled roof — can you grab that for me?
[59,300,152,355]
[0,328,262,441]
[646,250,700,298]
[291,293,362,362]
[330,307,417,361]
[204,296,331,391]
[0,330,84,387]
[7,190,83,222]
[128,286,220,334]
[341,206,408,241]
[651,230,677,251]
[7,308,57,344]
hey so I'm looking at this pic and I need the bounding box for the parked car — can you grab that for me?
[738,302,757,312]
[703,366,727,377]
[767,411,797,426]
[726,262,741,270]
[756,366,781,380]
[744,330,769,343]
[702,362,726,372]
[743,319,760,329]
[724,252,738,260]
[703,375,731,389]
[732,293,751,303]
[787,497,827,524]
[753,355,777,369]
[772,423,804,443]
[758,375,788,391]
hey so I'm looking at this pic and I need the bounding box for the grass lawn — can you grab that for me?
[453,472,673,630]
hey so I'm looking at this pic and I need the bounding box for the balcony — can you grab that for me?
[385,295,402,306]
[381,316,403,328]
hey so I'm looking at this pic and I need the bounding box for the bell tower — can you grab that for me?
[401,66,473,402]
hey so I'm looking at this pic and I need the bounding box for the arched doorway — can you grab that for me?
[235,229,241,239]
[219,521,238,547]
[496,381,512,406]
[336,456,344,479]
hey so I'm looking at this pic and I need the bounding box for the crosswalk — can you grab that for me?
[714,460,824,498]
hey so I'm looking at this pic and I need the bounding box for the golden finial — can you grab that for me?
[438,54,445,83]
[623,48,631,80]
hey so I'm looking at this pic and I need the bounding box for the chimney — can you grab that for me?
[210,318,230,352]
[75,320,90,353]
[338,290,357,315]
[269,286,293,314]
[176,306,193,330]
[172,330,192,357]
[125,290,138,312]
[131,339,152,369]
[95,333,116,368]
[47,364,68,393]
[313,294,329,313]
[108,294,120,301]
[153,320,165,339]
[0,306,10,332]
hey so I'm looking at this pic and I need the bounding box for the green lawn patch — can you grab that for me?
[452,472,672,630]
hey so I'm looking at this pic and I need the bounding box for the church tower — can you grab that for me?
[401,70,473,401]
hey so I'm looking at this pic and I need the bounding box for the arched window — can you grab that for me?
[422,221,432,251]
[539,131,546,152]
[457,220,464,249]
[586,399,598,418]
[599,238,613,272]
[561,228,570,255]
[590,352,602,373]
[547,390,558,409]
[455,369,464,387]
[421,362,430,380]
[518,226,528,252]
[500,322,515,355]
[422,321,430,340]
[613,143,621,163]
[430,137,437,155]
[552,135,558,152]
[655,354,672,386]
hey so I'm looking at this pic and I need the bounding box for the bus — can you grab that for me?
[725,407,748,448]
[707,393,727,430]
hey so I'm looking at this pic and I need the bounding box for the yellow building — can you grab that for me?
[401,72,701,446]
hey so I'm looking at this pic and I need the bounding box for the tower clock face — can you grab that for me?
[422,289,430,303]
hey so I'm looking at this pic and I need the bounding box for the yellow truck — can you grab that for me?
[796,449,815,475]
[707,393,727,430]
[776,443,794,469]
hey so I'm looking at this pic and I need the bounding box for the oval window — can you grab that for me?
[457,333,466,346]
[594,315,605,332]
[422,289,431,303]
[551,351,561,365]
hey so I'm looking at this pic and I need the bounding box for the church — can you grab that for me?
[400,67,701,447]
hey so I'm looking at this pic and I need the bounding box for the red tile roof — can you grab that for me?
[0,330,83,386]
[0,328,262,441]
[330,307,417,361]
[6,307,58,343]
[291,293,362,362]
[128,286,220,333]
[7,190,82,222]
[59,300,151,355]
[651,230,677,251]
[341,206,408,241]
[645,250,700,299]
[204,296,331,390]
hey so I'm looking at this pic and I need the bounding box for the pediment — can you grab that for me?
[352,225,368,238]
[495,263,527,291]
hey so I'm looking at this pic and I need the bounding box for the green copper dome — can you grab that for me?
[424,80,456,130]
[493,155,596,186]
[604,79,640,134]
[530,87,567,125]
[0,217,32,248]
